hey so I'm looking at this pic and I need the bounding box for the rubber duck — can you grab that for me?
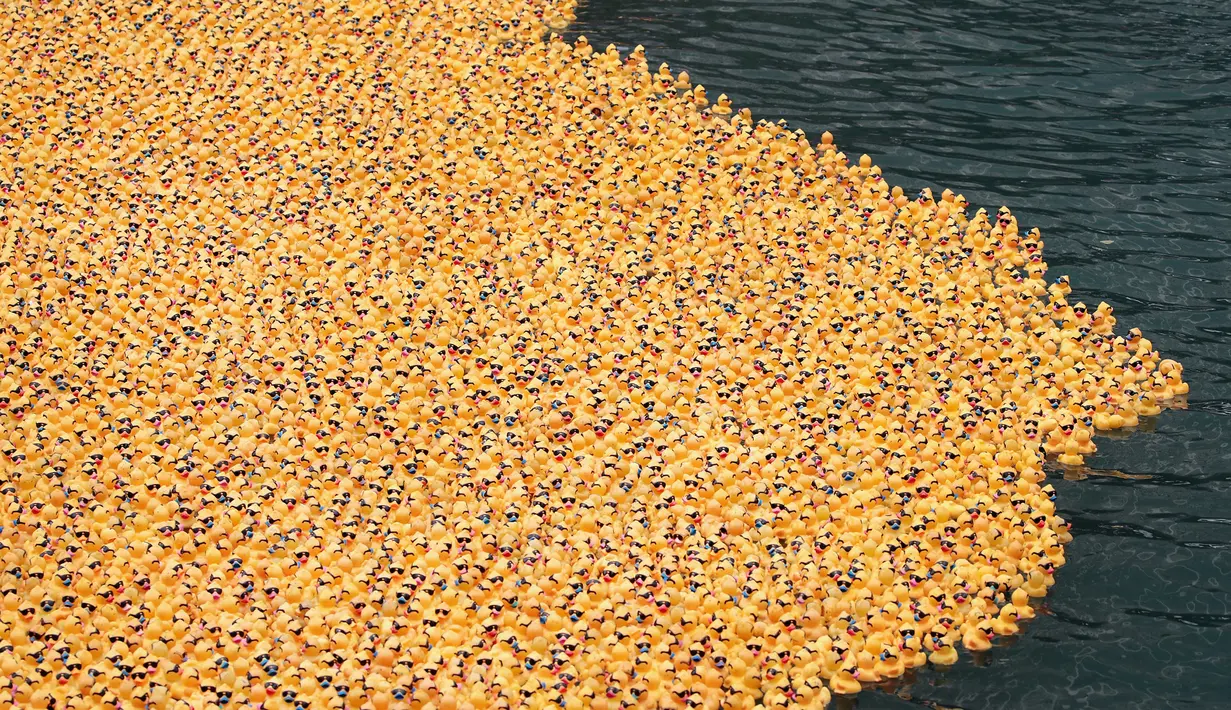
[829,665,861,696]
[962,618,994,652]
[928,638,959,666]
[0,0,1188,705]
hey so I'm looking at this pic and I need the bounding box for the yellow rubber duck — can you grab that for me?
[0,0,1187,705]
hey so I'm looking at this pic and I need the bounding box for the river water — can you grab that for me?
[567,0,1231,707]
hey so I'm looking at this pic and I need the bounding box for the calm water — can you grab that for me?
[568,0,1231,707]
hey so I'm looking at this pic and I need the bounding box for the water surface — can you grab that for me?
[568,1,1231,707]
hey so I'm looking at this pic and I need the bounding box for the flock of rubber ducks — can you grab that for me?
[0,0,1187,707]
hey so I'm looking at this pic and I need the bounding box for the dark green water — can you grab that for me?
[568,1,1231,708]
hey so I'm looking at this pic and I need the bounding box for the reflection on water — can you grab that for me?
[568,0,1231,707]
